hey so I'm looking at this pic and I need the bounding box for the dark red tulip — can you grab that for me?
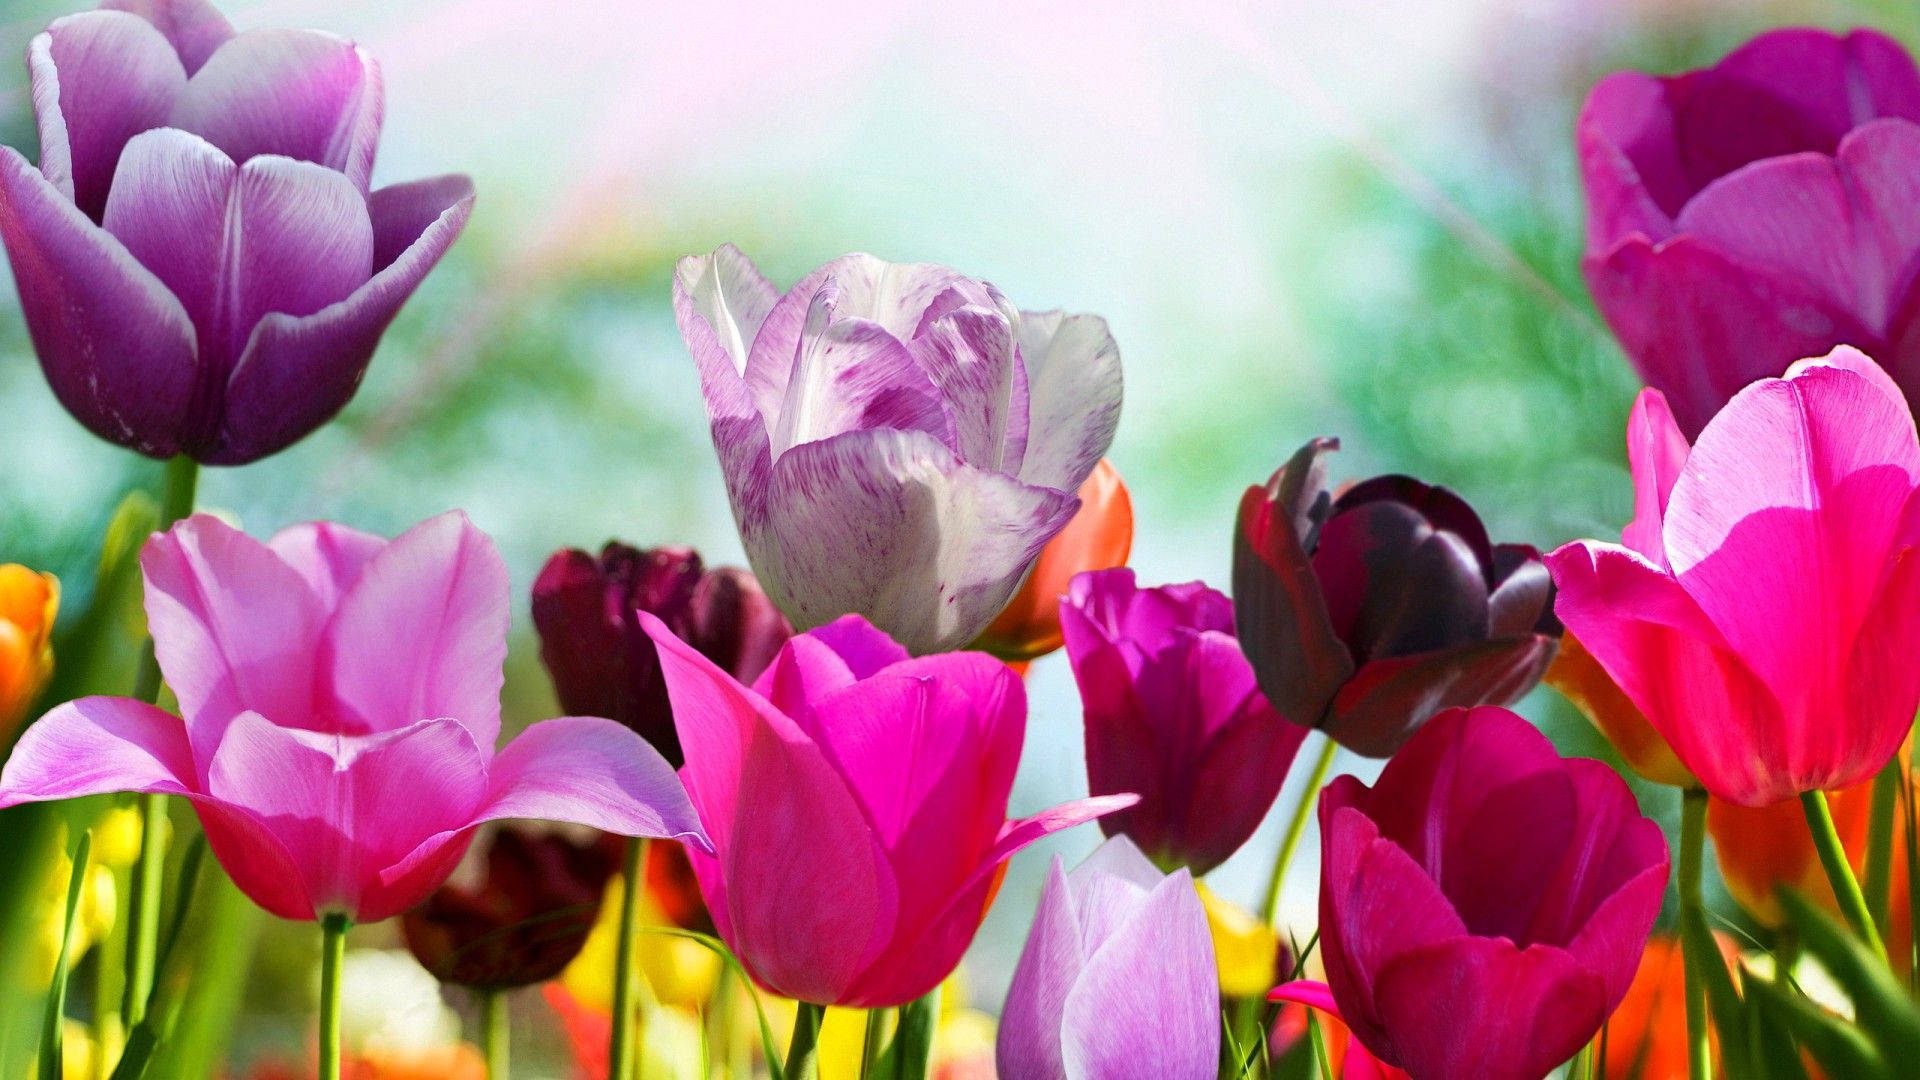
[401,826,620,989]
[531,543,791,767]
[1231,439,1558,757]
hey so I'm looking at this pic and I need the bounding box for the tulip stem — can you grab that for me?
[785,1001,824,1080]
[608,836,650,1080]
[858,1008,886,1079]
[1801,789,1887,957]
[1262,736,1339,926]
[1677,786,1712,1080]
[479,989,509,1079]
[1867,757,1902,937]
[123,454,199,1028]
[318,913,349,1080]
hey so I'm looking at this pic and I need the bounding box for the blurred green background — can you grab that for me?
[3,0,1918,1075]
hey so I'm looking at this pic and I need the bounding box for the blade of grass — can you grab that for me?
[40,831,92,1080]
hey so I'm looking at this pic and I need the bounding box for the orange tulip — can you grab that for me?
[1597,933,1737,1080]
[974,459,1132,661]
[1546,629,1693,787]
[0,565,57,740]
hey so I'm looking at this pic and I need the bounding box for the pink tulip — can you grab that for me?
[640,611,1135,1007]
[1316,707,1668,1080]
[1548,346,1920,806]
[0,512,707,923]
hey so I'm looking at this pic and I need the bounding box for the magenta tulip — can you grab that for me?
[1318,706,1668,1080]
[0,512,706,923]
[1548,347,1920,806]
[0,0,473,464]
[1581,27,1920,435]
[531,543,791,768]
[673,245,1123,654]
[997,836,1218,1080]
[1058,568,1306,875]
[640,610,1133,1007]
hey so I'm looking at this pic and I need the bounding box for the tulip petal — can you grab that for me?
[101,0,235,74]
[1576,70,1683,243]
[1016,310,1123,493]
[168,28,383,191]
[214,174,472,464]
[267,521,386,611]
[910,303,1024,471]
[0,145,199,457]
[996,857,1081,1080]
[141,514,325,746]
[674,244,779,386]
[29,11,186,220]
[320,511,507,745]
[1312,499,1490,663]
[475,716,708,849]
[771,302,947,456]
[750,427,1077,654]
[1321,636,1555,758]
[1622,388,1691,564]
[1060,869,1218,1080]
[0,696,194,807]
[805,614,914,679]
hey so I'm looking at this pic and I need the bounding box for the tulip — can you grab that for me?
[976,459,1133,661]
[1595,933,1741,1080]
[1268,982,1408,1080]
[0,511,707,922]
[0,564,58,741]
[641,610,1133,1007]
[1316,706,1668,1080]
[0,0,474,464]
[531,543,790,768]
[1231,438,1559,757]
[401,826,620,989]
[673,246,1124,654]
[1548,347,1920,806]
[1058,567,1305,874]
[1545,629,1693,787]
[1196,883,1283,1000]
[1580,27,1920,436]
[997,836,1218,1080]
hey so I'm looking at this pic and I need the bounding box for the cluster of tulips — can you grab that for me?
[4,2,1920,1079]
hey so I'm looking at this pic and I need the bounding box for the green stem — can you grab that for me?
[607,836,648,1080]
[1262,737,1338,926]
[1801,789,1887,957]
[1677,787,1712,1080]
[1867,757,1902,937]
[785,1001,824,1080]
[858,1008,886,1080]
[481,989,509,1080]
[123,455,198,1028]
[318,914,349,1080]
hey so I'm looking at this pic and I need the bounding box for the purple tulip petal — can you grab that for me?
[476,716,708,849]
[1576,70,1683,244]
[141,514,325,747]
[751,427,1077,653]
[320,511,507,745]
[674,244,779,391]
[771,301,948,455]
[909,303,1022,470]
[168,28,383,191]
[211,173,471,464]
[101,0,235,74]
[29,11,186,220]
[0,696,194,807]
[1312,499,1491,663]
[1060,869,1218,1080]
[996,857,1080,1080]
[0,145,198,457]
[267,520,387,611]
[1016,309,1123,493]
[1322,636,1556,758]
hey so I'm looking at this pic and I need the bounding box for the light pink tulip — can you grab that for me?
[0,512,707,922]
[641,611,1134,1007]
[1548,346,1920,806]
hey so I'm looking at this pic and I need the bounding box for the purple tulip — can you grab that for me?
[0,0,474,464]
[1058,568,1307,875]
[1581,27,1920,435]
[1318,707,1668,1080]
[997,836,1219,1080]
[1231,439,1558,758]
[673,245,1124,654]
[530,543,791,769]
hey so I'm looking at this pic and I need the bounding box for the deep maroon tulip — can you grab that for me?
[1059,568,1306,875]
[530,543,790,768]
[401,825,619,989]
[1581,27,1920,435]
[1318,707,1669,1080]
[1231,439,1558,757]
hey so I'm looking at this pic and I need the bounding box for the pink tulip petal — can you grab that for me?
[1059,868,1218,1080]
[1016,309,1123,494]
[213,174,472,464]
[475,716,707,848]
[141,514,325,747]
[1622,388,1690,564]
[806,614,914,678]
[29,11,185,220]
[267,521,386,611]
[751,633,859,719]
[1576,70,1683,244]
[0,145,198,458]
[168,28,383,191]
[996,857,1081,1080]
[0,696,194,807]
[320,511,507,744]
[1267,982,1411,1080]
[101,0,234,74]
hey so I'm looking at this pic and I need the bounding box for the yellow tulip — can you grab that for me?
[1197,882,1281,998]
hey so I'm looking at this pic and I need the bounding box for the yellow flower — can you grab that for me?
[91,807,147,870]
[28,834,113,988]
[1197,882,1280,998]
[0,565,58,740]
[560,873,720,1012]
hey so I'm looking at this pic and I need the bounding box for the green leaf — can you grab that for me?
[40,830,91,1080]
[1744,972,1888,1080]
[880,992,937,1080]
[1780,889,1920,1062]
[643,926,784,1080]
